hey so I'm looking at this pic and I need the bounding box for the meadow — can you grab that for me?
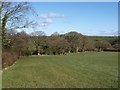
[2,52,118,88]
[87,36,118,41]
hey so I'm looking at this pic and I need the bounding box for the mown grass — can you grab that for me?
[2,52,118,88]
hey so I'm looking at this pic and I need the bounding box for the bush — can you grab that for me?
[2,51,20,68]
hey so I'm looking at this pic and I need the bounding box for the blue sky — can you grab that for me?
[24,2,118,36]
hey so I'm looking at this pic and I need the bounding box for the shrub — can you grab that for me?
[2,50,20,68]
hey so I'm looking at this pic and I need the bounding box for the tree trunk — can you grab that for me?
[76,47,78,53]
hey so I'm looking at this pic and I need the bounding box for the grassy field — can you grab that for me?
[87,36,118,41]
[2,52,118,88]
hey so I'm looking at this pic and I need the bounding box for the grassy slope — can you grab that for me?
[2,52,118,88]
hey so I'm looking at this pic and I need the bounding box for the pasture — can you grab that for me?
[2,52,118,88]
[87,36,118,41]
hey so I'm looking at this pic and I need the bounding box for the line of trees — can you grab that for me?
[3,30,119,56]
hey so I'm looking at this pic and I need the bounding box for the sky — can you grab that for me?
[22,2,118,36]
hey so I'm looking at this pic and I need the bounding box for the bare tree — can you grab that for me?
[30,31,46,55]
[46,36,70,55]
[65,31,83,53]
[51,32,59,36]
[0,2,36,47]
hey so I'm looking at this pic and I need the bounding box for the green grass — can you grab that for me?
[2,52,118,88]
[87,36,118,41]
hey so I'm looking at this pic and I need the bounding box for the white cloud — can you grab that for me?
[39,14,48,19]
[39,12,64,19]
[38,23,47,26]
[37,12,65,27]
[45,18,53,23]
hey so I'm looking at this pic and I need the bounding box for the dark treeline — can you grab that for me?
[2,30,119,68]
